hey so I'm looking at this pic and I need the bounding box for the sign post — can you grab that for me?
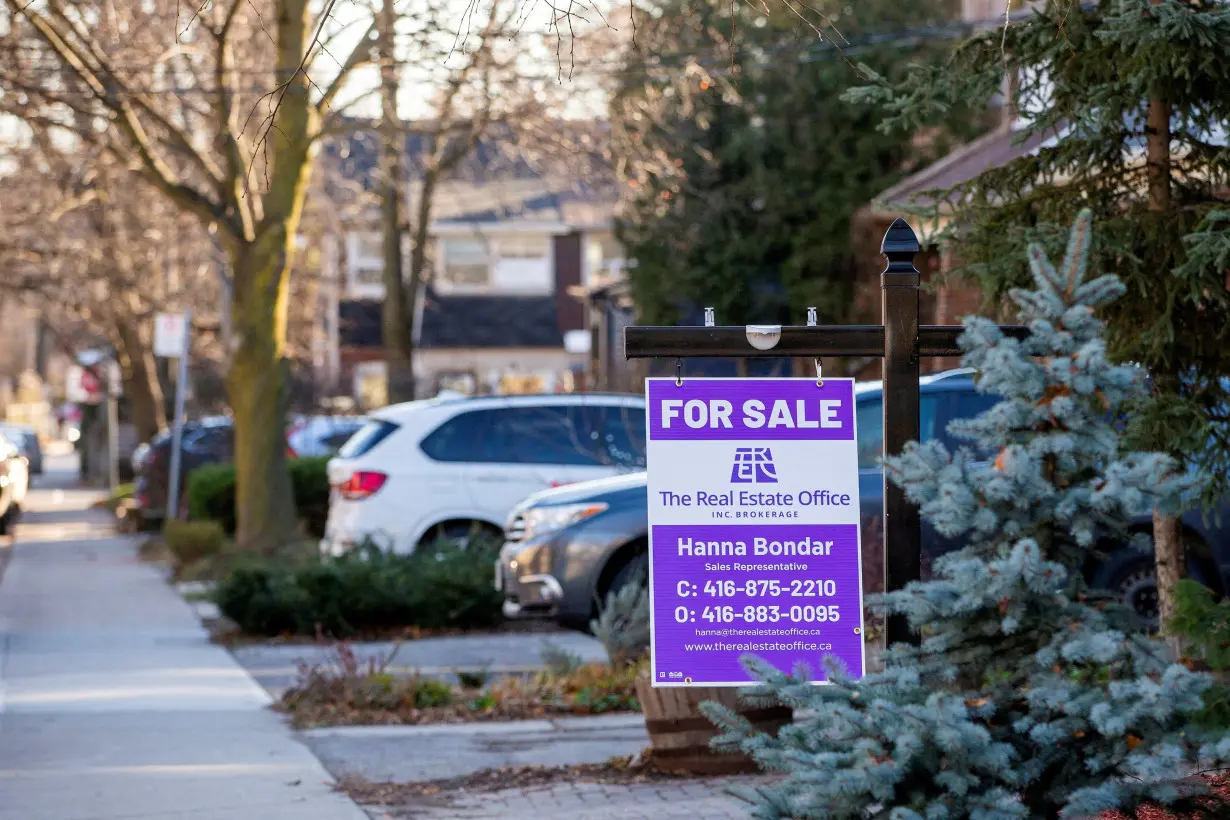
[645,378,864,686]
[105,360,122,492]
[625,219,1029,649]
[157,311,191,521]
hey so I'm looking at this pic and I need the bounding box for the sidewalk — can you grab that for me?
[0,458,367,820]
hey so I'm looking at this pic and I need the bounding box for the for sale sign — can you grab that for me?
[645,378,864,687]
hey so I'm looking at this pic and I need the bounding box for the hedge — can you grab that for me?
[187,457,330,538]
[213,538,504,638]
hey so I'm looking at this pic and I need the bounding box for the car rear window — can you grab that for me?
[337,419,400,459]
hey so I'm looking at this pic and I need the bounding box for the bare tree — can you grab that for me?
[0,139,222,442]
[1,0,382,549]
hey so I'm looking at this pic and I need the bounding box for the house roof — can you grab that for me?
[871,123,1060,218]
[321,121,619,227]
[339,291,563,350]
[872,110,1228,226]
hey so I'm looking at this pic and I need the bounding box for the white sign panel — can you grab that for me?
[645,377,865,687]
[154,312,188,358]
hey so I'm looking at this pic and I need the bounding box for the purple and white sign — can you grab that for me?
[645,378,865,687]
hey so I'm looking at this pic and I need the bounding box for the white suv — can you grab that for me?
[321,393,646,555]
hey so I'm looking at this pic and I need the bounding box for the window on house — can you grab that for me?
[353,265,383,287]
[440,237,490,286]
[354,232,382,260]
[498,235,550,259]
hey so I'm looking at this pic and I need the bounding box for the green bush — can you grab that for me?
[1167,578,1230,729]
[163,519,226,569]
[186,457,330,538]
[213,538,504,637]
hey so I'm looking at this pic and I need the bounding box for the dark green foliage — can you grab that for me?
[213,539,504,637]
[612,0,979,332]
[163,519,226,569]
[187,457,330,538]
[1169,579,1230,729]
[847,0,1230,503]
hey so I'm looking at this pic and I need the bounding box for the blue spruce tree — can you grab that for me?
[704,211,1230,819]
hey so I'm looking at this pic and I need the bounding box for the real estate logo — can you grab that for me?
[730,447,777,484]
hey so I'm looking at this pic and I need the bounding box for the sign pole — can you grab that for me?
[624,218,1030,649]
[106,377,120,492]
[166,309,192,521]
[879,221,922,648]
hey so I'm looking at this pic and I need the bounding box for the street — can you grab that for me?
[0,453,367,820]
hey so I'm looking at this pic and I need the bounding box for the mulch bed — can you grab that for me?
[338,752,740,808]
[340,762,1229,818]
[280,696,637,729]
[1099,773,1230,820]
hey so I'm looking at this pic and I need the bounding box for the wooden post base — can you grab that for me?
[635,673,791,775]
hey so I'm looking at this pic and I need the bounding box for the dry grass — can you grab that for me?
[277,642,644,729]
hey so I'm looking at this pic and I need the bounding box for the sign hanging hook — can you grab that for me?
[675,357,684,387]
[806,307,822,386]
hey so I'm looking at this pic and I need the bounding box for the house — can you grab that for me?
[311,128,630,406]
[854,0,1039,375]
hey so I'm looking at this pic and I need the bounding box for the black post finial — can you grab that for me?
[880,217,921,262]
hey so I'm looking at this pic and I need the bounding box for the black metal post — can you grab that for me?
[880,219,922,648]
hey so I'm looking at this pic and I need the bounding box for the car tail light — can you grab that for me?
[339,471,387,501]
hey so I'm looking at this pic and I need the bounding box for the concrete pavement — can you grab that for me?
[303,713,651,783]
[0,454,367,820]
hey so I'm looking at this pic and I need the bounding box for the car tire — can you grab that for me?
[605,552,648,604]
[1109,559,1161,630]
[421,521,499,551]
[1105,541,1212,632]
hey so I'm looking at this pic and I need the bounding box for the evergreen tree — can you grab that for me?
[845,0,1230,634]
[706,211,1230,819]
[611,0,979,330]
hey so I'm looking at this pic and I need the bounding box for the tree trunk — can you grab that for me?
[113,311,166,443]
[378,0,414,404]
[1144,34,1182,650]
[1154,509,1185,653]
[226,239,298,552]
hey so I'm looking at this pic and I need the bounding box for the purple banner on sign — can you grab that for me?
[647,379,855,442]
[650,524,863,685]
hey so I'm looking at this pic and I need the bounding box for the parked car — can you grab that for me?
[0,440,19,536]
[132,417,234,523]
[0,425,43,475]
[321,393,646,556]
[286,415,367,458]
[498,370,1230,631]
[0,431,29,512]
[131,414,373,525]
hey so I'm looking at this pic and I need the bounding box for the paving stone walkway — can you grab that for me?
[362,778,759,819]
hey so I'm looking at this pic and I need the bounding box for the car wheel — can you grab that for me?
[606,552,648,602]
[421,521,498,551]
[1111,561,1160,630]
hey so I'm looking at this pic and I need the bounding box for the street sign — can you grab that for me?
[66,365,103,405]
[645,377,865,687]
[154,312,188,358]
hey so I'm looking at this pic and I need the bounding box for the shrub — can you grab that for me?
[590,571,650,671]
[213,539,503,637]
[163,519,226,570]
[186,457,330,538]
[708,211,1230,818]
[1169,579,1230,729]
[277,642,455,727]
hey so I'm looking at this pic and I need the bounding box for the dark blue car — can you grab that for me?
[497,369,1230,630]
